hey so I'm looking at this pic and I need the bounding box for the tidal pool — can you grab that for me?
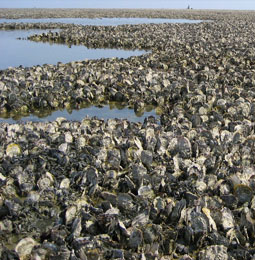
[0,17,205,69]
[0,17,204,26]
[0,29,146,69]
[0,104,160,124]
[0,17,180,122]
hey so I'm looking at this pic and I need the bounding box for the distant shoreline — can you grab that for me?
[1,8,255,20]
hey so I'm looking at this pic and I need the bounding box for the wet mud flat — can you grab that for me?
[2,8,255,260]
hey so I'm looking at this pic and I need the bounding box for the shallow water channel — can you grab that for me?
[0,17,204,26]
[0,17,202,123]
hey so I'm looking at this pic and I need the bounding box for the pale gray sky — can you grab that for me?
[0,0,255,10]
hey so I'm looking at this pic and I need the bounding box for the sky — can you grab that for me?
[0,0,255,10]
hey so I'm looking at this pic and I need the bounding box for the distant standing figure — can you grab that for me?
[187,5,190,9]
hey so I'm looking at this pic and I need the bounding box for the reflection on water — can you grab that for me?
[0,29,146,69]
[0,103,160,124]
[0,17,178,122]
[0,17,204,26]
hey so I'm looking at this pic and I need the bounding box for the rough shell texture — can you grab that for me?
[2,8,255,260]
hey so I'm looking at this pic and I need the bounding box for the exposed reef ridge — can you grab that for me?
[1,8,255,260]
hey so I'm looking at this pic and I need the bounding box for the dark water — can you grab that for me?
[0,29,147,69]
[0,104,160,124]
[0,17,204,26]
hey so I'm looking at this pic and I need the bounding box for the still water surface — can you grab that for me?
[0,17,204,26]
[0,29,146,69]
[0,17,204,69]
[0,17,198,122]
[0,104,160,124]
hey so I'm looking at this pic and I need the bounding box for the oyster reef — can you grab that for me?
[1,8,255,260]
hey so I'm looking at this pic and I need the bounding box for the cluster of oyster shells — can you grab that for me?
[1,8,255,260]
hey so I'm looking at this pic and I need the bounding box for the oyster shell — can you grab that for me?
[15,237,38,260]
[6,143,21,157]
